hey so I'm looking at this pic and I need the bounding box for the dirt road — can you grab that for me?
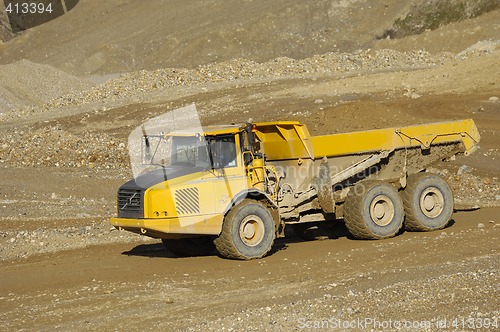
[0,207,498,331]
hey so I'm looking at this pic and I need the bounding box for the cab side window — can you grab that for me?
[211,135,237,168]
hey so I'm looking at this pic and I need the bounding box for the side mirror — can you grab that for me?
[141,125,151,162]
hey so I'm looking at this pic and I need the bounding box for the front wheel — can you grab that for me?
[344,180,404,239]
[402,172,453,231]
[214,199,276,260]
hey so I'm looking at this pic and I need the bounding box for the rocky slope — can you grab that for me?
[0,0,498,75]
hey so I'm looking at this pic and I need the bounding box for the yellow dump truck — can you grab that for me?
[111,119,480,259]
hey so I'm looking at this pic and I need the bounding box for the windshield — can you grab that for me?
[171,136,211,168]
[141,134,237,171]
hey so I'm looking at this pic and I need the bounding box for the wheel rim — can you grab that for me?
[419,187,445,218]
[239,215,265,247]
[369,194,395,226]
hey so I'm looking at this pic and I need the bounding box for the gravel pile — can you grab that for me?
[0,59,93,112]
[0,124,129,169]
[0,49,458,121]
[46,49,455,109]
[3,47,494,123]
[0,6,14,42]
[2,47,495,123]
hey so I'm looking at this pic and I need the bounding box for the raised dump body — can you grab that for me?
[112,118,480,260]
[253,119,479,219]
[254,119,478,162]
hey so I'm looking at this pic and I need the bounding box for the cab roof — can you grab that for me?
[168,121,303,136]
[168,124,243,136]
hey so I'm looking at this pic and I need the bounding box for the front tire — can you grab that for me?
[402,172,453,231]
[344,180,404,239]
[214,200,275,260]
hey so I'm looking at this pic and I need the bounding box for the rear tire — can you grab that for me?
[344,181,404,239]
[161,237,215,257]
[214,200,275,260]
[402,172,453,231]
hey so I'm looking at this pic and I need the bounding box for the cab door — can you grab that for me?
[209,134,249,213]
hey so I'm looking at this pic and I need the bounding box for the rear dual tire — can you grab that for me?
[344,174,453,239]
[402,173,453,231]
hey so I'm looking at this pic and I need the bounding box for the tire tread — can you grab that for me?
[214,200,274,260]
[344,180,401,240]
[402,172,452,231]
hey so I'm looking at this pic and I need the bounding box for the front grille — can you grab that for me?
[118,189,143,218]
[175,187,200,215]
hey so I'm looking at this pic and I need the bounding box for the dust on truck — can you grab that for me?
[111,119,480,260]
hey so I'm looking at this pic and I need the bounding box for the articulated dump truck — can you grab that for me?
[111,119,480,260]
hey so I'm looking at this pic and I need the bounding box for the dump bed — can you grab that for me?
[254,119,480,160]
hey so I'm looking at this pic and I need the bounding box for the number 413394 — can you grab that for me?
[452,317,498,329]
[6,2,54,14]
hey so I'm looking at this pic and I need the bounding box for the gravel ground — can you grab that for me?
[0,220,152,261]
[2,212,498,331]
[0,124,128,169]
[186,264,499,331]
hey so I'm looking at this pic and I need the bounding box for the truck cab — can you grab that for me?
[111,123,280,259]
